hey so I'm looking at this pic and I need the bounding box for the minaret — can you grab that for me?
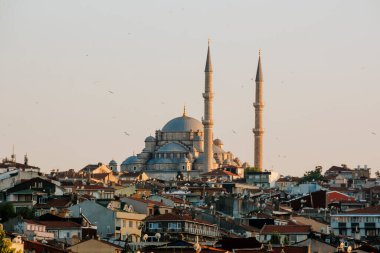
[203,40,214,172]
[253,50,264,171]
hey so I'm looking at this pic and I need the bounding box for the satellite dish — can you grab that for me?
[347,246,352,253]
[143,234,148,242]
[155,233,161,242]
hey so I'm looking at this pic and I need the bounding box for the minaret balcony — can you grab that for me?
[253,102,264,108]
[253,128,265,134]
[202,120,214,126]
[202,93,214,99]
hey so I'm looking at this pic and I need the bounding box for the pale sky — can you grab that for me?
[0,1,379,176]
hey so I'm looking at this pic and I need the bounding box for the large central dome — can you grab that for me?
[162,115,203,133]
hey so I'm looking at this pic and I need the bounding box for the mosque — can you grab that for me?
[109,43,243,180]
[111,42,265,181]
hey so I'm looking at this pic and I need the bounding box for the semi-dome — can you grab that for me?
[145,136,156,142]
[158,142,188,153]
[122,156,139,165]
[162,115,203,133]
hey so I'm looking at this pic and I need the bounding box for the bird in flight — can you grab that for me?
[123,132,130,136]
[108,91,114,94]
[232,130,237,134]
[371,132,376,135]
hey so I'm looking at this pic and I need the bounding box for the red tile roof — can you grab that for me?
[260,225,311,235]
[37,221,81,229]
[76,185,114,191]
[145,212,214,226]
[342,206,380,215]
[34,198,71,209]
[125,197,169,207]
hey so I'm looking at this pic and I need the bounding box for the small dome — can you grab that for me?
[109,160,117,166]
[162,115,203,133]
[145,136,156,142]
[122,156,139,165]
[158,142,188,153]
[213,139,224,146]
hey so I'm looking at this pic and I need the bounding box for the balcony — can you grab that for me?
[184,227,219,237]
[144,227,219,238]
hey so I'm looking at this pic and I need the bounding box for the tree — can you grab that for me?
[375,171,380,178]
[16,207,35,219]
[270,233,281,244]
[0,202,16,223]
[0,225,16,253]
[298,166,326,184]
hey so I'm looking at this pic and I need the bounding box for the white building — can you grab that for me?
[331,206,380,239]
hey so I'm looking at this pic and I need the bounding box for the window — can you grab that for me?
[168,223,181,230]
[66,232,70,238]
[123,220,126,228]
[149,223,161,229]
[129,221,133,227]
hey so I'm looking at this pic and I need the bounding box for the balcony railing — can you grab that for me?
[144,227,219,237]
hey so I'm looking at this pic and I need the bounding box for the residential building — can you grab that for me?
[331,206,380,239]
[275,177,300,192]
[34,196,72,216]
[75,184,114,199]
[143,212,220,243]
[4,217,54,240]
[115,211,146,241]
[120,197,172,216]
[245,170,271,188]
[325,165,353,180]
[258,225,311,244]
[37,220,82,243]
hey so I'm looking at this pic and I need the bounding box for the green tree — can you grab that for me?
[0,202,16,223]
[270,233,281,244]
[0,225,16,253]
[299,166,326,184]
[16,207,35,219]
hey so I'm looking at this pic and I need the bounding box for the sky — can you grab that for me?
[0,1,379,176]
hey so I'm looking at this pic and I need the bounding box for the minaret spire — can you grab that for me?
[203,40,214,172]
[253,50,264,171]
[204,39,213,72]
